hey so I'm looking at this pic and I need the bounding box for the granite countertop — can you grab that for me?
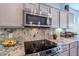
[58,37,79,45]
[0,36,79,56]
[0,45,25,56]
[0,39,78,56]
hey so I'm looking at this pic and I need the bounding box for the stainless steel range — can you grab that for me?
[24,40,61,56]
[26,47,61,56]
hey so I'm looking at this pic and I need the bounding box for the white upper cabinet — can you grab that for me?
[51,8,59,28]
[23,3,39,14]
[68,13,74,28]
[60,11,68,28]
[0,3,23,27]
[39,4,49,17]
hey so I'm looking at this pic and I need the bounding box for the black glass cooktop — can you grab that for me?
[24,40,57,55]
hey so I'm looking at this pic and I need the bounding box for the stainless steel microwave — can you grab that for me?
[23,11,49,27]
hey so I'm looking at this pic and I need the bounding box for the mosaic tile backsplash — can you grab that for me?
[0,28,55,56]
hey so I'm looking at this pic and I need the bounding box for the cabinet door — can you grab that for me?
[23,3,39,14]
[77,42,79,56]
[77,41,79,48]
[51,8,59,28]
[68,13,74,28]
[60,11,68,28]
[40,4,49,17]
[0,3,23,27]
[58,51,69,56]
[70,47,77,56]
[70,41,77,49]
[61,44,69,52]
[77,48,79,56]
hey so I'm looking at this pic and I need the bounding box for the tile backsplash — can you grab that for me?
[12,28,52,45]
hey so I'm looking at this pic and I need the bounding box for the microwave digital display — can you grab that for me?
[26,14,47,25]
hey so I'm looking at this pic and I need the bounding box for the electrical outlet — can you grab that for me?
[8,33,13,38]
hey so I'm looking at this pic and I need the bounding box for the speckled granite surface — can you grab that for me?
[0,28,54,56]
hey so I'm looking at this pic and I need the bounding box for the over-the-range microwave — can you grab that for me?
[23,11,52,27]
